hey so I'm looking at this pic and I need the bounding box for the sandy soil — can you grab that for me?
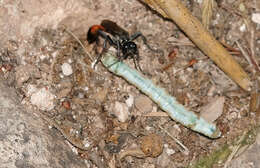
[0,0,260,167]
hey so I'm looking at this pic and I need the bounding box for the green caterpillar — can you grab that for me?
[101,52,221,138]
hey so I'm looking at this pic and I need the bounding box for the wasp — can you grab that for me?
[87,20,163,71]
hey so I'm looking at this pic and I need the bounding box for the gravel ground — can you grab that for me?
[0,0,260,167]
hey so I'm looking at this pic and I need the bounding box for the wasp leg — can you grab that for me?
[132,51,142,72]
[93,31,117,68]
[116,40,121,59]
[130,32,164,55]
[107,40,124,69]
[107,50,124,69]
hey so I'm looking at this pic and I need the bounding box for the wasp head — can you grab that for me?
[122,41,138,59]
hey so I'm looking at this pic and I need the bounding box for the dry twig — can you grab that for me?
[62,25,94,62]
[158,125,189,155]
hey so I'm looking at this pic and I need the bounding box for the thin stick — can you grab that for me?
[62,26,94,62]
[158,125,189,155]
[223,132,246,168]
[249,27,259,72]
[38,112,93,151]
[235,41,253,69]
[235,41,260,75]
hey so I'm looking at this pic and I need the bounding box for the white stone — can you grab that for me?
[166,148,175,155]
[27,84,37,96]
[68,58,73,63]
[145,126,152,131]
[78,92,84,99]
[59,73,64,79]
[114,101,129,122]
[125,94,134,107]
[30,87,55,111]
[239,24,246,32]
[83,138,90,148]
[252,13,260,24]
[61,62,73,76]
[163,144,175,155]
[52,51,59,58]
[39,54,48,60]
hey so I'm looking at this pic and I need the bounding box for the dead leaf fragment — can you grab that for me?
[119,148,146,160]
[200,96,225,123]
[62,100,71,109]
[140,133,163,158]
[250,92,260,112]
[106,134,120,145]
[93,88,108,103]
[135,95,153,114]
[15,64,41,86]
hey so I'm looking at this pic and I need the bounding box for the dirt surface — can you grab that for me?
[0,77,87,168]
[0,0,260,167]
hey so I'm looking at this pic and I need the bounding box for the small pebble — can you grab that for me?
[27,84,37,96]
[83,139,91,148]
[2,64,12,72]
[166,148,175,155]
[62,100,71,109]
[238,3,246,12]
[252,13,260,24]
[207,85,216,97]
[77,92,84,99]
[61,62,73,76]
[30,87,55,111]
[93,88,108,103]
[227,111,238,120]
[93,116,105,129]
[125,94,134,107]
[157,150,174,168]
[15,64,40,86]
[239,24,246,32]
[57,88,71,98]
[114,102,129,122]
